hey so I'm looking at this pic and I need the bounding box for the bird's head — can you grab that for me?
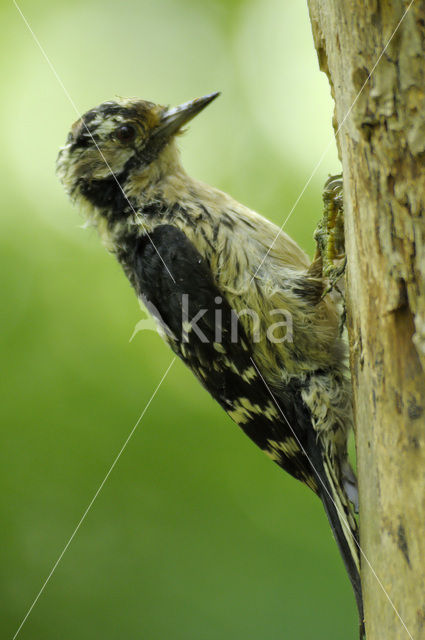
[56,92,219,214]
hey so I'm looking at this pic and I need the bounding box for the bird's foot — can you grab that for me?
[314,174,346,295]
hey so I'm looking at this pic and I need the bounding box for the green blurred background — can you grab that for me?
[0,0,357,638]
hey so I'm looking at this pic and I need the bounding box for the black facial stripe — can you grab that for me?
[77,170,127,209]
[75,152,143,220]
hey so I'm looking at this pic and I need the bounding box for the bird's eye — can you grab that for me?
[116,124,136,143]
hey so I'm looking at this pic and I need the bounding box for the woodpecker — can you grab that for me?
[57,93,364,635]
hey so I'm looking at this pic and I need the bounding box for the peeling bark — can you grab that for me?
[307,2,425,638]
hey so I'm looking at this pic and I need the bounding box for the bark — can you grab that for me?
[307,2,425,639]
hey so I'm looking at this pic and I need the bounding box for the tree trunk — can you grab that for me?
[307,2,425,638]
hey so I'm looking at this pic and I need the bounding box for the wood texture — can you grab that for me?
[307,2,425,638]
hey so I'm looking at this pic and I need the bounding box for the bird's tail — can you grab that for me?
[318,453,365,639]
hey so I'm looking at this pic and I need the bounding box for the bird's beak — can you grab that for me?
[153,92,220,143]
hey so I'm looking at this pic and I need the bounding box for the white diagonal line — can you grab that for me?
[250,357,414,639]
[250,0,416,283]
[11,357,176,640]
[13,0,176,284]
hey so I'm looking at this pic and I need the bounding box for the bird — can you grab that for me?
[57,92,364,635]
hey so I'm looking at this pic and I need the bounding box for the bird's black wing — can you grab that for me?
[118,224,321,488]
